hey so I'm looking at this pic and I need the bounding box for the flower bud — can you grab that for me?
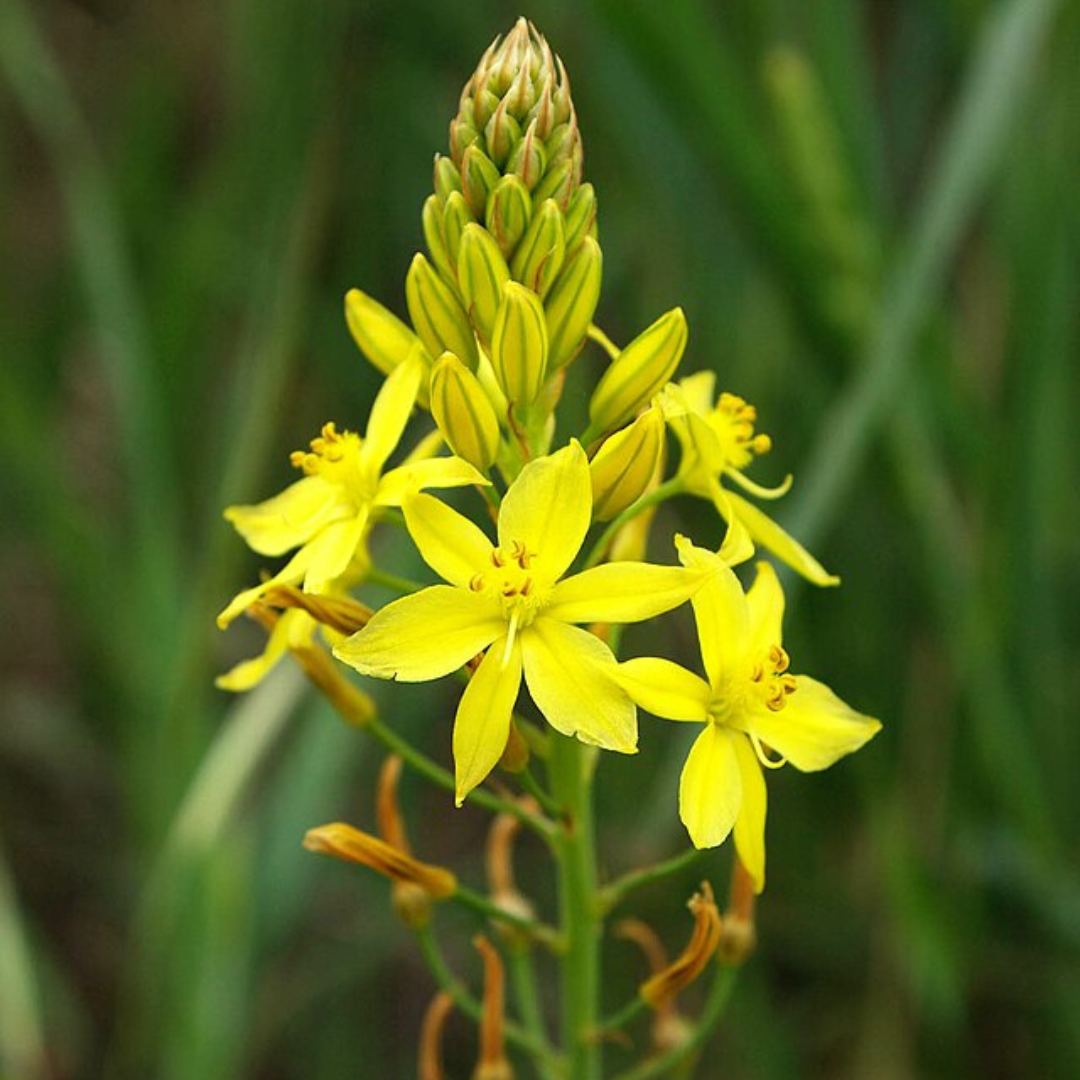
[345,288,431,377]
[486,175,532,259]
[458,222,511,346]
[491,281,548,405]
[563,182,597,253]
[422,195,458,289]
[484,94,522,167]
[587,307,688,436]
[506,118,546,190]
[589,404,665,521]
[544,234,601,372]
[461,143,501,218]
[430,352,501,471]
[531,159,574,210]
[433,153,462,205]
[510,198,564,298]
[442,190,472,266]
[406,253,479,371]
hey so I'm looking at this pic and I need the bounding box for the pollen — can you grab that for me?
[290,422,362,478]
[711,392,773,471]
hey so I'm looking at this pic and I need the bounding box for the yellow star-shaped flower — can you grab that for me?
[218,355,485,627]
[618,539,881,892]
[335,442,710,803]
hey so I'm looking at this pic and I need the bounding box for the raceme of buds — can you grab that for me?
[406,253,480,371]
[459,223,512,347]
[544,235,601,372]
[430,352,501,471]
[589,404,666,521]
[345,288,431,377]
[588,307,688,438]
[490,281,548,405]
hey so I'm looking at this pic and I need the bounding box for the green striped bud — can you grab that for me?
[442,191,472,267]
[486,175,532,258]
[563,183,597,254]
[461,144,501,219]
[422,194,457,288]
[589,404,666,521]
[544,235,601,372]
[345,288,432,377]
[532,160,574,211]
[510,198,565,299]
[430,352,501,471]
[588,308,688,436]
[507,118,547,190]
[406,254,479,372]
[484,95,522,168]
[434,154,462,205]
[458,223,511,346]
[491,281,548,405]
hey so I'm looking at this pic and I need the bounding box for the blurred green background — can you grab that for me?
[2,0,1078,1077]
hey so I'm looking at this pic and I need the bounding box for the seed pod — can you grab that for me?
[345,288,431,377]
[544,235,601,372]
[485,175,532,258]
[588,308,688,436]
[458,222,511,346]
[490,281,548,405]
[510,198,564,298]
[589,405,665,521]
[406,254,479,371]
[430,352,501,471]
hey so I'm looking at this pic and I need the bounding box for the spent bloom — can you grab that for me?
[663,371,838,586]
[335,441,710,803]
[218,354,484,627]
[618,539,880,891]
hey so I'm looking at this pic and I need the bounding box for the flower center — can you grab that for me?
[709,393,772,471]
[749,644,797,713]
[290,423,373,503]
[468,540,546,664]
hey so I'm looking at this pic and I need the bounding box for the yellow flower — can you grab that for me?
[218,356,485,627]
[617,539,881,892]
[334,442,709,804]
[663,372,839,586]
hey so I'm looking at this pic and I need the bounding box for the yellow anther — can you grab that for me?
[491,548,506,568]
[520,577,533,596]
[767,645,790,674]
[470,573,486,592]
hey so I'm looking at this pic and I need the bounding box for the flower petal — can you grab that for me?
[302,512,369,594]
[216,609,308,691]
[224,475,343,556]
[731,735,767,893]
[676,536,750,688]
[546,563,704,625]
[498,442,590,585]
[723,491,839,587]
[521,618,636,752]
[216,546,312,628]
[745,561,785,656]
[453,637,522,805]
[334,586,503,682]
[616,657,710,722]
[376,455,488,506]
[679,724,742,850]
[748,675,882,772]
[402,492,493,588]
[361,354,424,475]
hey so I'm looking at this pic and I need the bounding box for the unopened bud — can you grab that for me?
[443,191,473,266]
[430,352,501,471]
[531,159,574,210]
[422,195,458,289]
[491,281,548,405]
[506,118,546,190]
[588,307,688,436]
[589,404,665,521]
[462,144,501,218]
[510,198,565,298]
[345,288,432,377]
[484,95,521,168]
[486,175,532,258]
[406,253,479,372]
[458,222,512,346]
[434,154,462,205]
[563,182,598,253]
[544,235,601,372]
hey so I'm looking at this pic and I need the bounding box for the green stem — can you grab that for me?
[453,884,561,950]
[518,764,565,819]
[598,847,710,915]
[366,717,557,843]
[587,323,621,360]
[600,994,648,1036]
[547,734,602,1080]
[508,946,558,1080]
[413,925,560,1065]
[365,567,425,595]
[582,478,685,570]
[612,964,739,1080]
